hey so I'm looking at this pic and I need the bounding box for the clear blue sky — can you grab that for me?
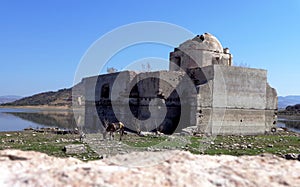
[0,0,299,96]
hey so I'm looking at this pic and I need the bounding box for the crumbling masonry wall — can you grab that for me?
[81,33,277,135]
[192,65,277,135]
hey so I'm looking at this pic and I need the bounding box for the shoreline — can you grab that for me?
[278,114,300,121]
[0,105,70,110]
[0,105,84,112]
[0,130,299,163]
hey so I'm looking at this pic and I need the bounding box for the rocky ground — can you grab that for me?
[1,130,300,161]
[84,131,300,160]
[84,132,190,158]
[0,149,300,187]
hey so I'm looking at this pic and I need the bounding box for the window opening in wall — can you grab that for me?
[101,84,110,98]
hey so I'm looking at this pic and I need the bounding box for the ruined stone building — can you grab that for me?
[79,33,277,135]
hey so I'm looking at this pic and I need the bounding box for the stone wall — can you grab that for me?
[80,33,277,136]
[82,65,277,135]
[169,33,232,72]
[212,65,267,109]
[194,65,277,135]
[83,71,136,133]
[83,70,191,134]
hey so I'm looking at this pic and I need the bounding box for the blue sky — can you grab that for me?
[0,0,299,96]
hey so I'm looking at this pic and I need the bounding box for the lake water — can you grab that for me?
[0,107,300,133]
[0,108,77,132]
[277,119,300,133]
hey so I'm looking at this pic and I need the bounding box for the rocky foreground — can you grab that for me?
[0,150,299,187]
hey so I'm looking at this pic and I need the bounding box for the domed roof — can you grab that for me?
[178,33,223,53]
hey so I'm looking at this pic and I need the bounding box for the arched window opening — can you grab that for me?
[101,84,110,98]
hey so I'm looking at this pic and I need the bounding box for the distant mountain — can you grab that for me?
[278,96,300,109]
[0,95,22,104]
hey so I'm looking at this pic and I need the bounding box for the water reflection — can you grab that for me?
[277,119,300,133]
[0,108,76,131]
[1,107,300,133]
[8,111,77,129]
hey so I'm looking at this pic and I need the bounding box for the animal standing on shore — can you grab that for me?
[103,121,125,141]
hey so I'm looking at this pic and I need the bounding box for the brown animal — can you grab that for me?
[103,121,125,141]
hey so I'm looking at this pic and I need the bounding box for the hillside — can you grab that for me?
[278,95,300,109]
[0,81,85,108]
[279,104,300,115]
[1,88,72,107]
[278,103,300,121]
[286,104,300,112]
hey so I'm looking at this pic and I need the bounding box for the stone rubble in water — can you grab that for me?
[0,149,300,187]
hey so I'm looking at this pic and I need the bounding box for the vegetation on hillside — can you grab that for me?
[285,104,300,113]
[278,104,300,118]
[1,88,72,107]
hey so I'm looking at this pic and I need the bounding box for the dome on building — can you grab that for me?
[178,33,224,53]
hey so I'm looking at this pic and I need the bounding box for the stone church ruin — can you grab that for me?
[79,33,277,135]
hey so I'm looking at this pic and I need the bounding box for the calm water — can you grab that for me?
[277,119,300,133]
[0,108,300,133]
[0,108,76,132]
